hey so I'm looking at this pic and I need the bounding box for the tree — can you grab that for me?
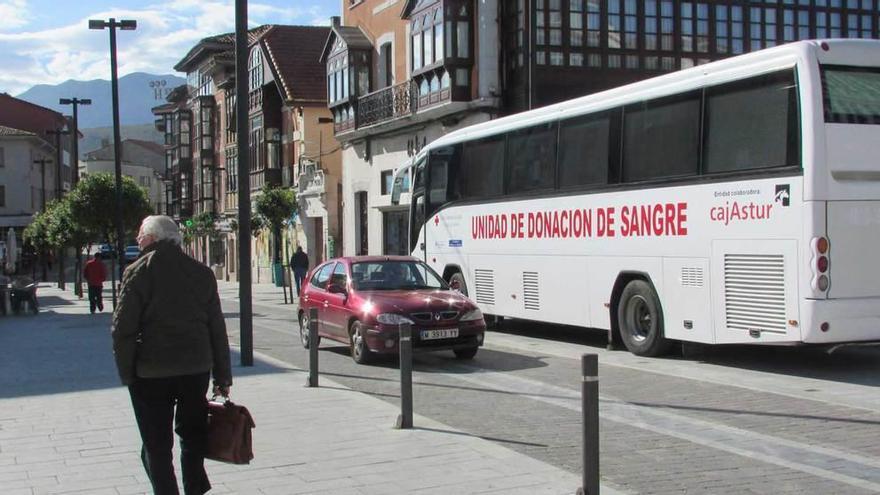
[45,199,93,293]
[181,212,219,261]
[68,173,153,245]
[254,184,297,264]
[23,207,52,280]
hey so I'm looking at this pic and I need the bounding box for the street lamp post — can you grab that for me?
[59,98,92,186]
[60,97,92,299]
[90,17,136,309]
[235,0,253,366]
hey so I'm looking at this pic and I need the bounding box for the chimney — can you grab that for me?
[331,16,340,27]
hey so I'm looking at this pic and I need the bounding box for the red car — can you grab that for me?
[297,256,486,364]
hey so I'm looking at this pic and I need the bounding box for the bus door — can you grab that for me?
[409,157,427,260]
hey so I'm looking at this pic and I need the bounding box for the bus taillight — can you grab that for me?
[811,236,830,293]
[817,255,829,273]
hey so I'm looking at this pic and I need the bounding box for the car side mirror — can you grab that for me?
[327,283,347,295]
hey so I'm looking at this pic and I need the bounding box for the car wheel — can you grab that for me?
[453,346,479,360]
[349,321,372,364]
[617,279,672,357]
[449,272,469,297]
[298,311,320,349]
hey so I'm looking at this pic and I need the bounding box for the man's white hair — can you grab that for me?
[141,215,182,246]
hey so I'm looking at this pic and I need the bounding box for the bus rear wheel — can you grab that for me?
[617,280,672,357]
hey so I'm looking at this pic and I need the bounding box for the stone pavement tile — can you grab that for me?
[3,286,621,495]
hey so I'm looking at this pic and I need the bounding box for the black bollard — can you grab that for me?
[307,307,319,387]
[395,322,413,429]
[577,353,600,495]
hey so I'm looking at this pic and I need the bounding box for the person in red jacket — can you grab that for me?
[83,252,107,313]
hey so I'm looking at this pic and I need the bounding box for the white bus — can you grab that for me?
[391,39,880,356]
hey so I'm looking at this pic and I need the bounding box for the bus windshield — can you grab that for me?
[822,65,880,124]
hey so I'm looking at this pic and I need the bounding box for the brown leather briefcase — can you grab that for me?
[206,399,255,465]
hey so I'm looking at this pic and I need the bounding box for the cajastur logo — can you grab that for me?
[775,184,790,207]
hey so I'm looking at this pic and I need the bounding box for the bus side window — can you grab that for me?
[622,91,700,182]
[460,136,505,199]
[508,122,557,193]
[703,69,799,173]
[558,109,619,188]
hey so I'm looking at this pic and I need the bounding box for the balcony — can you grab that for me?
[298,164,325,197]
[357,81,415,129]
[250,168,282,191]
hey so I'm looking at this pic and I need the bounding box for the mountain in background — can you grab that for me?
[15,72,185,129]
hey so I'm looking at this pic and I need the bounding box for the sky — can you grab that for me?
[0,0,339,95]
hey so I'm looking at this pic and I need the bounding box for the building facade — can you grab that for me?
[326,0,880,258]
[154,25,338,282]
[79,140,167,216]
[504,0,880,113]
[0,126,58,229]
[0,94,74,268]
[322,2,501,256]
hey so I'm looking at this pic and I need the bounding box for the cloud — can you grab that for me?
[0,0,30,32]
[0,0,335,95]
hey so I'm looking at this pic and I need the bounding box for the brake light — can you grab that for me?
[817,255,828,273]
[810,236,830,293]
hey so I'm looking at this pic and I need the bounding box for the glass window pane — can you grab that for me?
[507,123,557,193]
[413,33,422,69]
[705,70,799,173]
[457,22,469,57]
[623,92,700,181]
[823,66,880,124]
[559,110,615,187]
[460,136,505,199]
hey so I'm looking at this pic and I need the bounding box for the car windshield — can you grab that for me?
[351,260,448,291]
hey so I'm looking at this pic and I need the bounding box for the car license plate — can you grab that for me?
[420,328,459,340]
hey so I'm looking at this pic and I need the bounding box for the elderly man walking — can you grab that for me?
[112,215,232,495]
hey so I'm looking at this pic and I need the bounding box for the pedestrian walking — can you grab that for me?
[291,245,309,296]
[112,215,232,495]
[83,252,106,313]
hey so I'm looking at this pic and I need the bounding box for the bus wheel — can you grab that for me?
[449,272,469,297]
[617,280,672,357]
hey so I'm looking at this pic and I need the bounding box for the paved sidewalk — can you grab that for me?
[0,285,621,495]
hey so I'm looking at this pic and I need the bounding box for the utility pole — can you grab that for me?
[33,158,51,210]
[235,0,253,366]
[46,128,70,200]
[90,17,136,308]
[46,128,70,291]
[59,98,92,186]
[33,158,52,282]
